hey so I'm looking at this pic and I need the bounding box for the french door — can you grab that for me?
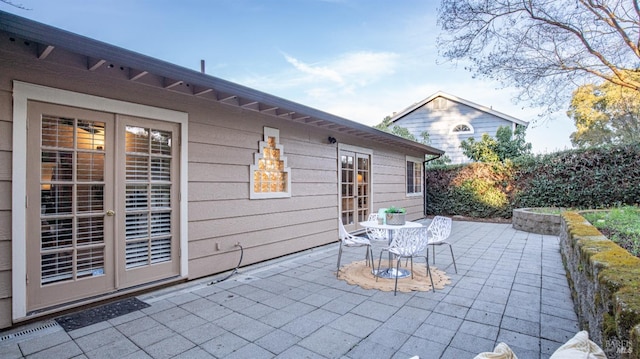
[26,101,180,312]
[339,148,371,231]
[116,116,180,288]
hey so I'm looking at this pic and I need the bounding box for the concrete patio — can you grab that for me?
[0,219,579,359]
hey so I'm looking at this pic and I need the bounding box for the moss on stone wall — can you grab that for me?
[561,211,640,358]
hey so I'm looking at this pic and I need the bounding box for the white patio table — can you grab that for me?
[359,220,423,279]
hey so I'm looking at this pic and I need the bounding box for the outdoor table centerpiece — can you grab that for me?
[385,206,406,225]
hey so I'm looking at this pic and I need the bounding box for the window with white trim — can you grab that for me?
[451,123,474,134]
[406,156,423,196]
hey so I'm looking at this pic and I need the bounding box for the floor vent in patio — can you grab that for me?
[0,320,62,344]
[55,297,150,332]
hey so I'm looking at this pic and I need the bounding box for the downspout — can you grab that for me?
[423,154,443,217]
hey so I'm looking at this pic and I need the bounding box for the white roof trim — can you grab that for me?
[390,91,529,127]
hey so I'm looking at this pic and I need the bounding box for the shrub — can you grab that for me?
[425,143,640,218]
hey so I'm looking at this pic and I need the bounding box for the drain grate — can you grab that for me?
[0,320,62,344]
[55,297,150,332]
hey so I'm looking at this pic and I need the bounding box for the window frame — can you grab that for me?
[450,123,474,134]
[405,156,423,197]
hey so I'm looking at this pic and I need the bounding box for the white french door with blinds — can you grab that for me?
[25,101,181,312]
[339,145,372,232]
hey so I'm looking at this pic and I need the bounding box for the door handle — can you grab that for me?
[106,210,115,216]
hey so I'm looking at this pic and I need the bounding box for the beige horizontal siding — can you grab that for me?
[0,88,12,120]
[0,151,11,180]
[0,80,10,329]
[188,230,334,279]
[0,122,11,151]
[0,298,10,328]
[190,142,254,165]
[0,241,9,271]
[188,195,336,222]
[0,183,10,211]
[189,218,335,260]
[188,182,336,202]
[0,270,10,299]
[189,207,337,241]
[0,212,10,241]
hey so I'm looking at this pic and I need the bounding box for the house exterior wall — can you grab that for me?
[0,33,428,327]
[0,81,12,329]
[393,98,516,164]
[370,149,424,217]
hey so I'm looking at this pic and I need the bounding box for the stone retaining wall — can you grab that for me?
[559,212,640,359]
[512,208,561,235]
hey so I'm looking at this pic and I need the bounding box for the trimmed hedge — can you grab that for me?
[425,144,640,218]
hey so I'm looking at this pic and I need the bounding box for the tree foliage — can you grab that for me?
[460,126,532,162]
[568,79,640,148]
[375,116,452,165]
[437,0,640,112]
[374,116,428,143]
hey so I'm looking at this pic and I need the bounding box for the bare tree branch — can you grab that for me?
[1,0,30,10]
[437,0,640,115]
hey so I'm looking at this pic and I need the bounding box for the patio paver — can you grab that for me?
[0,220,580,358]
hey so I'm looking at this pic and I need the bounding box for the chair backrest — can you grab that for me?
[365,213,388,241]
[389,227,427,257]
[427,216,452,243]
[338,218,349,241]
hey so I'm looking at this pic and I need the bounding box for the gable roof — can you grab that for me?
[0,11,443,156]
[390,91,529,127]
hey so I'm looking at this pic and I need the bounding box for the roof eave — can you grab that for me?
[0,11,444,156]
[390,91,529,127]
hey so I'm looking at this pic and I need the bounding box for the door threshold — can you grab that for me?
[18,275,185,325]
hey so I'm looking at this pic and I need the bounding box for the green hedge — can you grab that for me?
[425,144,640,218]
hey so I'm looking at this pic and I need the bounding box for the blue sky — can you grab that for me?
[2,0,575,153]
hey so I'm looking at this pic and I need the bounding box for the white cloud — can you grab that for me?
[280,51,398,92]
[283,54,344,84]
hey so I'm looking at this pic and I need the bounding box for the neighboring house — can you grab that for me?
[0,12,443,328]
[390,91,528,164]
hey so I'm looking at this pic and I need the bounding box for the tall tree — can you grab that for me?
[437,0,640,113]
[460,126,532,162]
[568,80,640,147]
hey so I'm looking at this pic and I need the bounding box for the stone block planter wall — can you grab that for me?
[512,208,561,235]
[559,212,640,359]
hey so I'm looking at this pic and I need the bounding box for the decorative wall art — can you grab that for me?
[250,127,291,199]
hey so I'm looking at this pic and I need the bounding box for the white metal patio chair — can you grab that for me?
[375,227,434,295]
[426,216,458,273]
[336,219,374,278]
[365,213,389,242]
